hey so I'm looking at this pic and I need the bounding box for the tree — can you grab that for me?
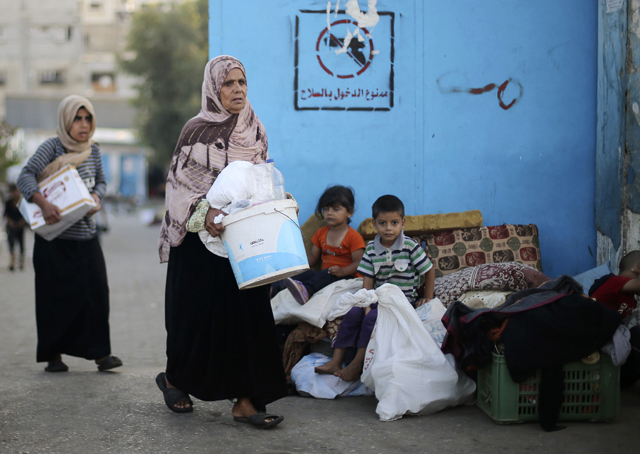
[0,121,20,184]
[119,0,208,168]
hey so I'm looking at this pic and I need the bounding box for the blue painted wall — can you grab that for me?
[209,0,599,277]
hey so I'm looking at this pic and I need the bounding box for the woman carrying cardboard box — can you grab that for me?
[17,95,122,373]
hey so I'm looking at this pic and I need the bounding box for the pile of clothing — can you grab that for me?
[441,275,623,431]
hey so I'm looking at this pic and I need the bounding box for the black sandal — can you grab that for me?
[97,355,123,371]
[155,373,193,413]
[233,412,284,429]
[45,360,68,372]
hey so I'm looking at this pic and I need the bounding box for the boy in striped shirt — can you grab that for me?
[315,195,434,381]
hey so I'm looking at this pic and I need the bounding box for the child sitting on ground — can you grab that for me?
[589,250,640,387]
[282,185,365,304]
[315,195,435,381]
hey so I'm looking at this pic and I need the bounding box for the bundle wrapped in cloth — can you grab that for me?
[328,284,476,421]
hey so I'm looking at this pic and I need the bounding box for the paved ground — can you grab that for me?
[1,208,640,454]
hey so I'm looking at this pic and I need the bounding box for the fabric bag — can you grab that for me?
[330,284,476,421]
[272,278,362,328]
[291,352,373,399]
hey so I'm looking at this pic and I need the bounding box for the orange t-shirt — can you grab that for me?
[311,226,365,276]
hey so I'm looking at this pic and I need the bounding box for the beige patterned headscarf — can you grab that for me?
[158,55,269,262]
[37,95,97,183]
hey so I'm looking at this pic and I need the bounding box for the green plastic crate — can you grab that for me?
[477,352,620,424]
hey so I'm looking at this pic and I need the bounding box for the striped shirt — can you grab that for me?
[17,137,106,241]
[357,232,433,304]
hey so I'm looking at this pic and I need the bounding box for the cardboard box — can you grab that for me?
[19,165,97,241]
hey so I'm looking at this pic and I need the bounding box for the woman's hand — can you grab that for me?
[327,266,345,278]
[364,305,372,316]
[41,202,62,225]
[414,298,427,308]
[31,193,62,225]
[205,207,227,237]
[85,193,101,217]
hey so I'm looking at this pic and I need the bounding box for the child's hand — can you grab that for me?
[327,266,344,278]
[415,298,427,308]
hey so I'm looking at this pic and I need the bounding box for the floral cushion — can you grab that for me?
[416,224,542,278]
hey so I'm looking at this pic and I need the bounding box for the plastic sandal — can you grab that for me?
[155,373,194,413]
[97,355,123,371]
[233,412,284,429]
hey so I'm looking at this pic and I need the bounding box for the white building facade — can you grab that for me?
[0,0,182,201]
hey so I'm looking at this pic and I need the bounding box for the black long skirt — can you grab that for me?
[165,232,287,410]
[33,235,111,362]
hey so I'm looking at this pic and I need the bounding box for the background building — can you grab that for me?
[0,0,84,116]
[0,0,185,201]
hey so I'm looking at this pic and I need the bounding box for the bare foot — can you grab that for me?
[334,362,363,382]
[315,359,342,375]
[165,376,191,410]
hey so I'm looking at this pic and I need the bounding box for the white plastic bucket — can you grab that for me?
[221,199,309,289]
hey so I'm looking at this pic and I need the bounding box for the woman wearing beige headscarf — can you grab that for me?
[156,56,287,428]
[17,95,122,373]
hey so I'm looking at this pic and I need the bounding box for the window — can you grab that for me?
[90,1,102,10]
[52,27,67,44]
[91,73,115,92]
[40,70,65,85]
[0,72,6,85]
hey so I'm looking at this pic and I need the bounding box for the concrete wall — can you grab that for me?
[210,0,599,277]
[622,0,640,267]
[596,0,640,272]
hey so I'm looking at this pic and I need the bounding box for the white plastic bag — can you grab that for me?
[327,286,377,321]
[291,352,373,399]
[200,161,255,257]
[271,278,363,328]
[351,284,476,421]
[205,160,255,209]
[415,297,447,347]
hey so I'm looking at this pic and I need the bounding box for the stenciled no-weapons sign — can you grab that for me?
[295,2,394,111]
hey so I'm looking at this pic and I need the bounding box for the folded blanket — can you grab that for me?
[434,262,550,307]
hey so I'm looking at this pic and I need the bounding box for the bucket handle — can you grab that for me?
[273,207,301,230]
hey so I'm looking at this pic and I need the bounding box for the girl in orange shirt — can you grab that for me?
[283,185,365,304]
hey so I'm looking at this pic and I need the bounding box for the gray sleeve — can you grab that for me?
[16,138,58,202]
[90,145,107,200]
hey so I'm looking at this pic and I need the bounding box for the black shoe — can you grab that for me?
[96,355,123,371]
[45,360,69,372]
